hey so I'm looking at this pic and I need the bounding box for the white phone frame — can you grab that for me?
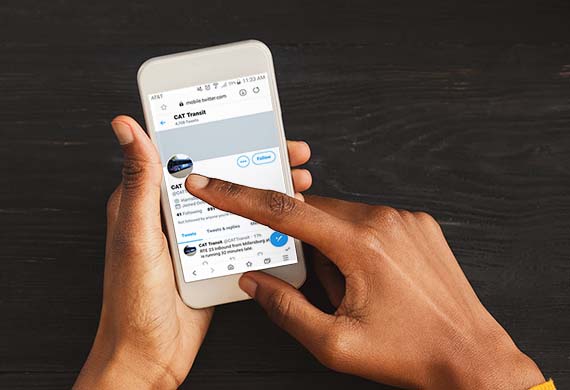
[137,40,306,308]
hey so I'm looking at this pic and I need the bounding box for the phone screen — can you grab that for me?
[147,73,298,282]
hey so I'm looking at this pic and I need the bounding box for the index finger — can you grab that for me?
[287,140,311,167]
[185,174,355,266]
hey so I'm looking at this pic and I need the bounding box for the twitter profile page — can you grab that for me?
[148,73,298,282]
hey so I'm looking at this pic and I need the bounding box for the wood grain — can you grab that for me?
[1,0,569,389]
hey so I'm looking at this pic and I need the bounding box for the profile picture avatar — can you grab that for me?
[184,246,197,256]
[167,154,193,178]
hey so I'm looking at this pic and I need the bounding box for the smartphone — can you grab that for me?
[137,40,306,308]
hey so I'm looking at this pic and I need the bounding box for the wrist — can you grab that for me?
[74,338,179,390]
[435,326,545,390]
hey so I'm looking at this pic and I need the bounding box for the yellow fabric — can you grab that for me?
[529,379,555,390]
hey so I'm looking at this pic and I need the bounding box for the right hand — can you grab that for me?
[185,175,545,390]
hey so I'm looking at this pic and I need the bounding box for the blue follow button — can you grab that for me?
[253,150,276,165]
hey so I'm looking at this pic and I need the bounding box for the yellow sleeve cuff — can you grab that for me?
[529,379,555,390]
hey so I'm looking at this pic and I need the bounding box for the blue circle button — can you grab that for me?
[237,155,250,168]
[269,231,288,247]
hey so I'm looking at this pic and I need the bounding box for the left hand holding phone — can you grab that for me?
[74,115,312,390]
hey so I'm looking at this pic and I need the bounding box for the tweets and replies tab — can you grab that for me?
[149,72,299,282]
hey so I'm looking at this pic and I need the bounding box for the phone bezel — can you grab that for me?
[137,40,306,308]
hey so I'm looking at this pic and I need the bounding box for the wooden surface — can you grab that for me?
[1,1,569,388]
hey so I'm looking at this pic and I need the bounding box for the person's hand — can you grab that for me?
[74,116,312,389]
[184,176,546,390]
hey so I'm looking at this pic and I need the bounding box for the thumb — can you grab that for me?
[110,115,163,230]
[239,271,338,358]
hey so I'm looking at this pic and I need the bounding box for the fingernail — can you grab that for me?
[239,275,258,298]
[186,174,210,189]
[301,140,311,153]
[111,120,134,145]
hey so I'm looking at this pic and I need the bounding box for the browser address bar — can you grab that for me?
[152,75,272,132]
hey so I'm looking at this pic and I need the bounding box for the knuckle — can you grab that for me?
[366,206,405,235]
[376,206,402,226]
[265,289,294,328]
[121,159,152,190]
[368,206,401,224]
[398,209,414,222]
[267,191,297,219]
[212,180,242,198]
[111,228,167,262]
[354,224,382,253]
[342,271,373,317]
[414,211,440,230]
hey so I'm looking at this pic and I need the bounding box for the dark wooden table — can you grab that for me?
[1,1,569,389]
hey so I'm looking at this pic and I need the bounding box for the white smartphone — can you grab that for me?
[137,40,306,308]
